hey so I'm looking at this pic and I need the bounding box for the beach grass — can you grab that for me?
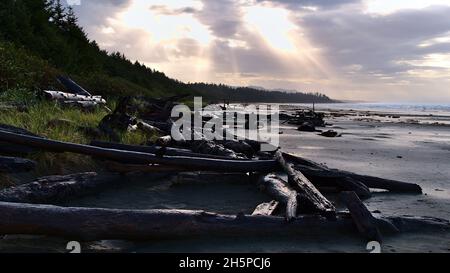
[0,88,152,176]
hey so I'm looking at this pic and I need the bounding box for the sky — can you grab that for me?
[70,0,450,102]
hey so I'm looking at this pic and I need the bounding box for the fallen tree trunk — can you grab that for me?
[0,124,41,155]
[258,174,298,221]
[340,191,383,242]
[0,202,447,241]
[90,141,250,160]
[275,151,336,218]
[283,152,422,194]
[252,201,279,216]
[294,163,422,194]
[292,165,371,199]
[43,90,106,104]
[0,129,279,173]
[0,172,118,204]
[0,156,36,173]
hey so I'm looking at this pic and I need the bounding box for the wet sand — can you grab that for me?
[1,108,449,253]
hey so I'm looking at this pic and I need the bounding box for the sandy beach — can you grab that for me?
[1,105,449,253]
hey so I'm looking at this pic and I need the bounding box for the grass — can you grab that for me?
[0,88,155,178]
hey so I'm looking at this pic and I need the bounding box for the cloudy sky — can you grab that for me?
[71,0,450,102]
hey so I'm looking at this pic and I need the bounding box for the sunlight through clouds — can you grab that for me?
[243,6,296,52]
[120,0,210,44]
[71,0,450,102]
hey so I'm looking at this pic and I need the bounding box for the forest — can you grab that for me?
[0,0,334,103]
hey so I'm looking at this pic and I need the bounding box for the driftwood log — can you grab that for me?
[90,141,249,160]
[43,90,106,104]
[284,152,422,194]
[0,129,278,172]
[0,202,447,241]
[0,124,41,155]
[293,165,372,199]
[340,191,383,242]
[0,156,36,173]
[275,151,336,218]
[0,172,118,204]
[252,201,279,216]
[258,174,298,221]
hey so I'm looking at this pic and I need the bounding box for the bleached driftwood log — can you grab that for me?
[275,150,336,218]
[0,202,447,241]
[43,90,106,104]
[258,174,298,221]
[252,201,279,216]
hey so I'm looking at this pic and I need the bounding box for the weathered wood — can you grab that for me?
[90,141,249,160]
[275,150,336,218]
[258,174,298,221]
[0,124,40,155]
[292,164,371,199]
[0,202,446,241]
[252,201,279,216]
[0,156,36,173]
[61,100,100,110]
[0,129,279,173]
[283,152,422,194]
[137,121,165,135]
[191,140,246,159]
[43,90,106,104]
[0,172,118,204]
[340,191,382,242]
[155,135,172,146]
[294,163,422,194]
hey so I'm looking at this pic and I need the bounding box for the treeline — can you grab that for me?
[190,83,333,103]
[0,0,334,103]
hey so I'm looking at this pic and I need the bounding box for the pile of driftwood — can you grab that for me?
[0,96,448,244]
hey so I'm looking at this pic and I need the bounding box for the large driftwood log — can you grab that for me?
[90,141,249,160]
[284,152,422,194]
[0,156,36,173]
[258,174,298,221]
[0,129,279,173]
[275,151,336,218]
[43,90,106,104]
[292,165,371,199]
[0,202,447,241]
[340,191,383,242]
[0,172,118,204]
[0,124,41,155]
[252,201,279,216]
[294,163,422,194]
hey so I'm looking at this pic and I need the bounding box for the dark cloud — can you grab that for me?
[195,0,244,38]
[255,0,361,9]
[149,5,197,16]
[298,6,450,76]
[72,0,132,27]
